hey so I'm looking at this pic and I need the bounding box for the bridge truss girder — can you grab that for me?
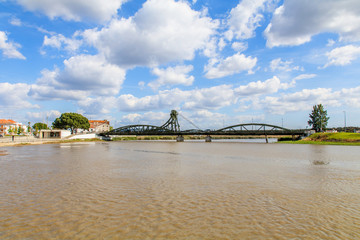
[103,112,306,136]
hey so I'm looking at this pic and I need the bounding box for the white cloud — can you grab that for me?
[0,82,38,109]
[179,110,225,129]
[235,76,290,96]
[327,39,336,47]
[183,85,236,110]
[262,88,341,114]
[112,76,299,113]
[0,31,25,59]
[149,65,194,90]
[121,111,168,126]
[29,55,126,99]
[265,0,360,47]
[42,33,82,53]
[323,45,360,68]
[227,0,273,40]
[205,53,257,79]
[116,85,235,112]
[292,74,316,81]
[9,17,22,26]
[117,88,190,112]
[26,110,61,123]
[70,77,360,120]
[270,58,301,72]
[59,55,126,94]
[28,84,88,101]
[82,0,218,67]
[15,0,127,23]
[121,113,142,123]
[77,96,118,115]
[231,42,248,52]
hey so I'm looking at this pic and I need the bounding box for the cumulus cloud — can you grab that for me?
[149,65,194,90]
[0,31,26,59]
[0,82,38,109]
[77,96,118,115]
[179,109,226,129]
[29,55,126,100]
[15,0,127,22]
[235,76,292,96]
[205,53,257,79]
[231,42,248,52]
[117,88,190,112]
[270,58,301,72]
[82,0,218,67]
[29,84,89,101]
[262,88,341,114]
[265,0,360,47]
[42,33,82,53]
[26,110,61,122]
[112,76,296,113]
[115,85,235,112]
[227,0,275,40]
[183,85,236,110]
[322,45,360,68]
[121,111,168,126]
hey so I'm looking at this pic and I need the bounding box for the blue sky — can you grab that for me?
[1,0,360,130]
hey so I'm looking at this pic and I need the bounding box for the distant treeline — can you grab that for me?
[330,126,360,132]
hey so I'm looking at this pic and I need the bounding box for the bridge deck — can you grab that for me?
[103,111,308,137]
[103,130,306,136]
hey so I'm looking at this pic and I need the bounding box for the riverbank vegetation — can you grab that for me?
[282,132,360,146]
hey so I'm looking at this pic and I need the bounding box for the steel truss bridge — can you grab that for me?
[102,110,308,141]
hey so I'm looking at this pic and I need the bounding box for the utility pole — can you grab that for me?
[343,111,346,132]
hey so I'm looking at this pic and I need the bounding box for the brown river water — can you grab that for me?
[1,141,360,239]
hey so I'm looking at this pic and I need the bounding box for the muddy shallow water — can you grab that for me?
[1,141,359,239]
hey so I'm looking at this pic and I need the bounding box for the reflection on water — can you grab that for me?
[1,142,360,239]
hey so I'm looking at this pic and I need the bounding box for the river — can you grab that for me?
[1,141,360,239]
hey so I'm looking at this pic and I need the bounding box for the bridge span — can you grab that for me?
[102,110,309,142]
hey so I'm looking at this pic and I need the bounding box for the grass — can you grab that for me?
[280,132,360,146]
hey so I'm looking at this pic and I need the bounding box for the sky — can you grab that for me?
[1,0,360,130]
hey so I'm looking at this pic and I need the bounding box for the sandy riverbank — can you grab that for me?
[0,139,62,147]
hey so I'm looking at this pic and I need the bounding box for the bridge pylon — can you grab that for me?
[161,110,180,132]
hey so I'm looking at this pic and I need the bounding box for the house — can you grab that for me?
[0,119,27,136]
[39,129,71,139]
[88,120,110,133]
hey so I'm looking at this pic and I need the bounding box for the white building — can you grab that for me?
[0,119,27,136]
[39,129,71,139]
[89,120,110,133]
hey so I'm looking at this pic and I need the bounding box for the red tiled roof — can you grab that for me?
[89,120,110,129]
[0,119,17,125]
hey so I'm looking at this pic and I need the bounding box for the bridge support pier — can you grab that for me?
[265,135,268,143]
[176,135,184,142]
[205,135,212,142]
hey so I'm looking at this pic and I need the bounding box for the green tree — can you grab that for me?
[308,104,330,132]
[32,122,48,132]
[8,126,13,135]
[17,126,24,135]
[52,113,90,134]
